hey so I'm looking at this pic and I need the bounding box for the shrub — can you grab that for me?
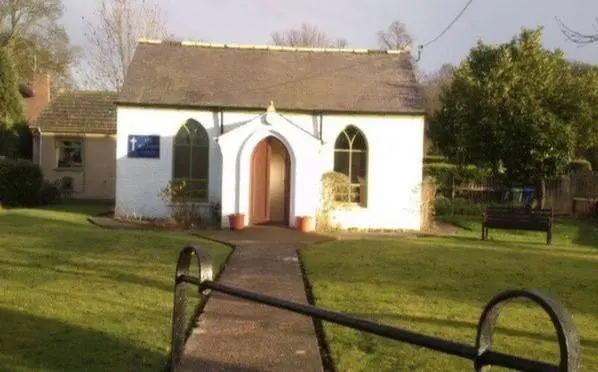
[567,159,592,173]
[420,177,437,230]
[423,155,448,164]
[37,180,61,205]
[0,122,32,159]
[316,171,354,232]
[158,180,203,228]
[0,159,43,207]
[435,197,487,216]
[434,196,524,216]
[424,163,493,188]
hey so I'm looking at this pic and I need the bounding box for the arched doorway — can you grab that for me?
[250,136,291,225]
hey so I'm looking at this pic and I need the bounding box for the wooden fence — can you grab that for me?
[437,172,598,217]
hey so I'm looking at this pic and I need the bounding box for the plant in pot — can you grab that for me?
[295,215,313,232]
[228,213,245,231]
[158,180,201,229]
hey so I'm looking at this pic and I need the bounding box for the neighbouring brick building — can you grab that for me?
[32,91,118,201]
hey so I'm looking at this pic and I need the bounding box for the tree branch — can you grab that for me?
[557,17,598,45]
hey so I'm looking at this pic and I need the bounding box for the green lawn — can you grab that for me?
[301,216,598,371]
[0,204,231,371]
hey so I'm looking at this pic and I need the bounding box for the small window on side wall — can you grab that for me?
[56,138,83,169]
[333,126,368,206]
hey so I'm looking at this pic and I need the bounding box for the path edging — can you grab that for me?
[297,241,338,372]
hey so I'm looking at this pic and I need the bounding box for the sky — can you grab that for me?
[61,0,598,74]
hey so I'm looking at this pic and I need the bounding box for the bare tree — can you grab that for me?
[0,0,78,83]
[420,63,455,154]
[377,20,413,50]
[271,23,347,48]
[558,18,598,45]
[83,0,168,91]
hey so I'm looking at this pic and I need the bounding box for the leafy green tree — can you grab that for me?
[0,0,78,87]
[0,47,24,126]
[430,28,598,208]
[0,46,27,157]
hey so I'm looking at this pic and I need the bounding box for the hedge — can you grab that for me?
[567,159,592,173]
[423,162,493,187]
[0,159,48,207]
[434,197,523,216]
[423,155,448,164]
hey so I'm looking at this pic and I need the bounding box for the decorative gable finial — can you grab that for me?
[267,100,275,113]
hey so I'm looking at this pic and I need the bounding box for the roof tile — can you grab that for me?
[34,91,117,134]
[118,42,424,114]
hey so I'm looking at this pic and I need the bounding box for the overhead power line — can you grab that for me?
[416,0,474,62]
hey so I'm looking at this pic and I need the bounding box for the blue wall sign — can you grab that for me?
[127,135,160,158]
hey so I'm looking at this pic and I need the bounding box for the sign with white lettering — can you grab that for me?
[127,135,160,158]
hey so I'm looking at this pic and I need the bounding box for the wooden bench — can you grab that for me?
[482,206,554,245]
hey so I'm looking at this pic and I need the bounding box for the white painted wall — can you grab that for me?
[115,106,424,230]
[115,107,222,218]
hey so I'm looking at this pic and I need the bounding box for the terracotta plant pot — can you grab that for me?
[228,213,245,231]
[295,216,313,232]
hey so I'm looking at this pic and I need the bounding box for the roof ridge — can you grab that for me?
[55,90,118,98]
[137,38,410,55]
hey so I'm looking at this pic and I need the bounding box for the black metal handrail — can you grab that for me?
[169,245,581,372]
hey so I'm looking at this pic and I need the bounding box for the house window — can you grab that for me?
[333,126,368,206]
[56,139,83,169]
[173,119,209,201]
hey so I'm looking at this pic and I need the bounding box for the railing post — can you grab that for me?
[474,289,581,372]
[170,246,213,372]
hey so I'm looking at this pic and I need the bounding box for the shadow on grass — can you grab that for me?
[0,307,164,371]
[348,312,598,351]
[431,235,598,256]
[0,306,259,372]
[0,258,173,293]
[2,203,112,217]
[307,240,597,318]
[0,208,107,228]
[438,215,598,250]
[556,218,598,248]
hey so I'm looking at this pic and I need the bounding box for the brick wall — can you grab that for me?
[23,73,51,124]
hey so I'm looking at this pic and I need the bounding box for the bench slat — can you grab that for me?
[485,222,550,231]
[482,207,553,244]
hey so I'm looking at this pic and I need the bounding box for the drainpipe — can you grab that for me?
[38,129,42,165]
[31,127,42,165]
[219,109,224,134]
[318,112,324,144]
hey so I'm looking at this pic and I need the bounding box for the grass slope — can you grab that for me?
[0,205,230,371]
[302,217,598,371]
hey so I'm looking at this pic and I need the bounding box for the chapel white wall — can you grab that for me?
[115,106,424,230]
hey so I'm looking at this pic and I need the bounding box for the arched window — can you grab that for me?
[173,119,209,200]
[333,126,368,206]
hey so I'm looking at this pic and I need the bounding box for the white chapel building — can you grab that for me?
[114,40,425,230]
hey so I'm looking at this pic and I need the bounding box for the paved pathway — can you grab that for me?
[179,227,332,372]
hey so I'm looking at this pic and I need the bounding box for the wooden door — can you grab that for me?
[283,154,290,225]
[250,139,270,224]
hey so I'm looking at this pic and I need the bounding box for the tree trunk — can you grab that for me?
[533,175,547,210]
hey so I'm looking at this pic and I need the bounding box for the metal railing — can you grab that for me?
[169,246,581,372]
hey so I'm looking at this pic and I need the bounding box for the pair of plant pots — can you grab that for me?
[228,213,245,231]
[227,214,313,232]
[294,216,313,232]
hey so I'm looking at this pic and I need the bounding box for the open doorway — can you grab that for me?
[249,136,291,225]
